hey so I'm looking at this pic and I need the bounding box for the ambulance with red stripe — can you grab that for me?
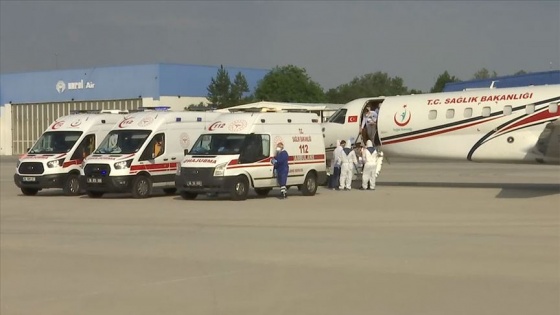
[14,111,126,196]
[175,112,327,200]
[81,109,221,198]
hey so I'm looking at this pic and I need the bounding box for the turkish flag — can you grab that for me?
[348,115,358,123]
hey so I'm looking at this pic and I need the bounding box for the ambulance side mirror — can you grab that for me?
[184,149,189,155]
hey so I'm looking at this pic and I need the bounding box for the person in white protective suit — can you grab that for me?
[361,140,378,190]
[337,139,358,190]
[329,140,344,190]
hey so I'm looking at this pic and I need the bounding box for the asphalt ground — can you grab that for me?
[1,156,559,315]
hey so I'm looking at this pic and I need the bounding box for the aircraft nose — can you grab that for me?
[322,126,335,148]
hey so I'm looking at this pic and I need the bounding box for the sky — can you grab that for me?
[0,1,559,92]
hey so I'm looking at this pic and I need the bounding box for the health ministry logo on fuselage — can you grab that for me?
[394,104,411,127]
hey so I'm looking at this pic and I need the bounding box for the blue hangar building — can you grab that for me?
[0,63,270,155]
[443,70,560,92]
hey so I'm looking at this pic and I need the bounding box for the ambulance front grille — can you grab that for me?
[18,162,44,175]
[84,164,111,177]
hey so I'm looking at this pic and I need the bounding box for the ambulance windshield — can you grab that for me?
[190,134,247,155]
[95,130,151,154]
[29,131,83,154]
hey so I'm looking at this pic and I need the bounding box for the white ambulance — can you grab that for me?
[81,109,221,198]
[175,112,327,200]
[14,111,127,196]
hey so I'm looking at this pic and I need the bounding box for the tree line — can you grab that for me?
[203,65,529,108]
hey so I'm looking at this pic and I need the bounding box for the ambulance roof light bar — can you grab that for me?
[136,106,172,112]
[70,109,129,115]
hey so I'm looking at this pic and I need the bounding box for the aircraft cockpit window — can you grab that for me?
[464,108,473,118]
[327,109,347,124]
[503,105,513,116]
[482,106,491,117]
[548,103,558,114]
[428,110,437,120]
[526,104,535,114]
[446,109,455,119]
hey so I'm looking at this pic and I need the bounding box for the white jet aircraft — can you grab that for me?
[321,84,560,165]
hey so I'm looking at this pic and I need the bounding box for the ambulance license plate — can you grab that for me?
[22,177,36,182]
[87,178,103,184]
[186,181,202,186]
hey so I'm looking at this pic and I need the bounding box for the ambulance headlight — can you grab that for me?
[213,162,227,176]
[114,159,132,170]
[175,164,182,175]
[47,158,64,168]
[16,160,21,168]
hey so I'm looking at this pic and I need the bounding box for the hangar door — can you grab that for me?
[11,99,141,154]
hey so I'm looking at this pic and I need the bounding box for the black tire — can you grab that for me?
[180,191,198,200]
[301,172,318,196]
[231,176,249,201]
[21,188,39,196]
[131,175,152,199]
[87,191,104,198]
[254,188,271,197]
[163,188,177,195]
[63,174,81,196]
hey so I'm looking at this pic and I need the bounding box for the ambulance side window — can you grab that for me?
[239,134,268,164]
[261,135,270,157]
[71,134,95,160]
[140,133,165,161]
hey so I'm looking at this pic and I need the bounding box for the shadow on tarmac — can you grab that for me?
[377,181,560,199]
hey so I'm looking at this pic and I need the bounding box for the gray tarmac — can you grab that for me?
[1,156,559,315]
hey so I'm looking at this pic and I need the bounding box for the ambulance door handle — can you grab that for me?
[171,157,176,160]
[163,158,169,161]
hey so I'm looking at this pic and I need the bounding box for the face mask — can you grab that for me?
[276,147,281,151]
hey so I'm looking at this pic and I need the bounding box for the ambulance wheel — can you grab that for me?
[254,188,271,197]
[301,172,318,196]
[132,175,152,199]
[21,188,39,196]
[231,176,249,201]
[163,188,177,195]
[87,191,104,198]
[63,174,81,196]
[180,191,198,200]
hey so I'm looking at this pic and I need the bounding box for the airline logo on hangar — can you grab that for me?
[56,81,66,94]
[55,79,95,94]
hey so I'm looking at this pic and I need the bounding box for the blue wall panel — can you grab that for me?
[0,64,160,105]
[443,70,560,92]
[0,63,270,105]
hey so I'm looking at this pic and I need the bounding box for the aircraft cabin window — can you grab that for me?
[503,105,513,116]
[464,108,473,118]
[549,103,558,114]
[526,104,535,114]
[446,109,455,119]
[481,106,491,117]
[428,110,437,120]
